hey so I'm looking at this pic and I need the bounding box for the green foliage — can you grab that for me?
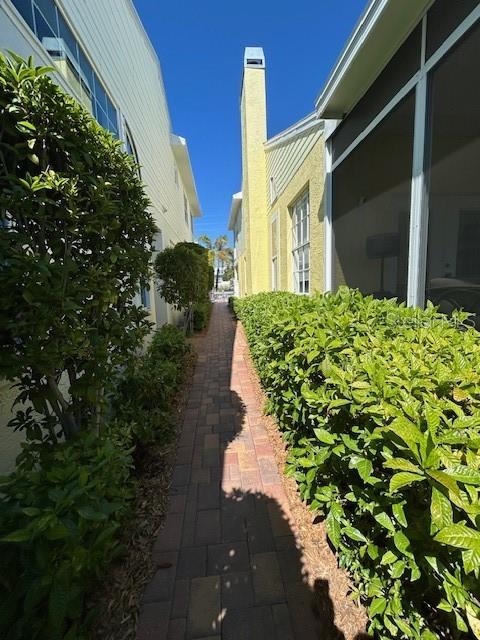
[235,288,480,640]
[113,324,191,444]
[0,53,155,439]
[193,299,213,331]
[208,265,215,291]
[0,432,134,640]
[0,323,190,638]
[228,296,237,315]
[222,266,234,282]
[154,242,209,312]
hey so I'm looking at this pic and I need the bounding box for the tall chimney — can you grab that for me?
[240,47,269,294]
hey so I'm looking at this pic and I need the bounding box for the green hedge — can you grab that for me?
[235,288,480,640]
[0,324,190,639]
[114,324,191,444]
[193,299,213,332]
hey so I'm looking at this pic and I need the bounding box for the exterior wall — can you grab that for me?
[0,0,199,471]
[1,0,197,327]
[240,65,269,295]
[266,132,325,292]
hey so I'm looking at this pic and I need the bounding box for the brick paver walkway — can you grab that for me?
[137,302,320,639]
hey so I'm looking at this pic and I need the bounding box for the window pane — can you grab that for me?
[34,0,57,33]
[106,96,117,126]
[34,6,55,39]
[302,214,308,244]
[96,106,109,130]
[78,49,93,89]
[93,74,107,111]
[332,92,414,302]
[12,0,35,30]
[58,13,78,61]
[426,0,478,59]
[332,25,421,163]
[425,21,480,325]
[304,246,310,272]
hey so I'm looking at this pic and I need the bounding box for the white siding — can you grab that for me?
[1,0,196,325]
[266,127,323,201]
[0,0,197,470]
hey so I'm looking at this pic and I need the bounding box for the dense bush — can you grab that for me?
[0,324,190,638]
[235,288,480,640]
[0,53,155,440]
[113,324,191,444]
[193,299,213,331]
[0,432,134,640]
[154,242,210,333]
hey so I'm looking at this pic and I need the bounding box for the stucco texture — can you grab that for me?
[267,135,325,293]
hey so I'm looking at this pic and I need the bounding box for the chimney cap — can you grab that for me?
[244,47,265,69]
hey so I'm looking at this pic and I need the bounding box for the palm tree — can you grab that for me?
[198,234,233,290]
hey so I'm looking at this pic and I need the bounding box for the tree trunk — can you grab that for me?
[215,267,220,291]
[47,375,79,439]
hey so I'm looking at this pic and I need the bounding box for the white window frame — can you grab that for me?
[324,5,480,307]
[184,193,189,226]
[269,177,277,205]
[292,190,310,294]
[271,212,279,291]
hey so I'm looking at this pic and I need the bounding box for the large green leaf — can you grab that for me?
[374,511,396,533]
[430,486,453,530]
[342,526,368,543]
[435,524,480,552]
[390,471,425,493]
[383,458,423,474]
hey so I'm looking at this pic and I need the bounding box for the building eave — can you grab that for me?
[315,0,433,119]
[228,192,242,230]
[264,112,324,151]
[170,134,202,217]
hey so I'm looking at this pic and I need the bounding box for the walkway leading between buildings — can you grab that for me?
[137,302,326,640]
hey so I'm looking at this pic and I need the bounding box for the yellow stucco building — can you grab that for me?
[229,48,326,297]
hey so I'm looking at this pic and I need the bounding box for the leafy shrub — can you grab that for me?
[0,432,134,640]
[235,288,480,640]
[0,54,155,440]
[208,265,215,292]
[113,325,190,444]
[0,323,190,638]
[148,323,190,362]
[193,299,213,331]
[228,296,236,314]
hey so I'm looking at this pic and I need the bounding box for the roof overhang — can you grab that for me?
[264,112,324,151]
[170,134,202,217]
[228,192,242,230]
[316,0,433,119]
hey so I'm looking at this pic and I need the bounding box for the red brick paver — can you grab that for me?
[137,302,320,640]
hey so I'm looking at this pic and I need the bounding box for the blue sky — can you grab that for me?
[133,0,367,243]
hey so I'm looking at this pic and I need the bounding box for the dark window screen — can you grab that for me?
[426,0,479,59]
[332,92,415,303]
[332,25,421,163]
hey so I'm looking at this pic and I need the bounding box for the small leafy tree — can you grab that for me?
[154,242,209,332]
[0,53,156,441]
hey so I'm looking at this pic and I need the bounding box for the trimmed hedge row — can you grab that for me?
[235,288,480,640]
[0,325,190,640]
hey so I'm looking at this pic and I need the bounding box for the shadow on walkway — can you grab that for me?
[137,302,367,640]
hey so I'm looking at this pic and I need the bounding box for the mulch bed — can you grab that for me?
[88,348,197,640]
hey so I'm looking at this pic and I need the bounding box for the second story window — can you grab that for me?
[11,0,118,136]
[184,194,189,226]
[292,191,310,294]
